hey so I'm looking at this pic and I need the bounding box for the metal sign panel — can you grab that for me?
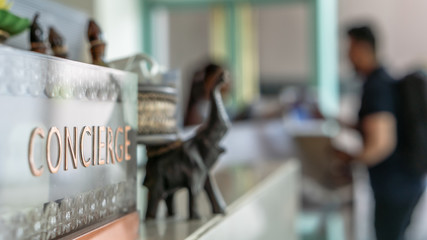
[0,46,138,239]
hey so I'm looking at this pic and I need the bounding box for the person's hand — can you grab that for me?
[332,148,354,163]
[330,148,354,181]
[337,118,357,130]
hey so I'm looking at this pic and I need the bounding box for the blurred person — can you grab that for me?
[184,63,230,126]
[335,25,425,240]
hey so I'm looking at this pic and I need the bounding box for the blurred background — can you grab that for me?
[10,0,427,120]
[5,0,427,239]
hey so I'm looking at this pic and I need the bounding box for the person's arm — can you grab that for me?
[355,112,397,166]
[334,112,396,166]
[337,119,358,130]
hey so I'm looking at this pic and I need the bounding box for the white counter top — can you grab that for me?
[138,159,300,240]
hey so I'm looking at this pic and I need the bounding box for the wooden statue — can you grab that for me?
[48,27,68,58]
[30,13,47,54]
[143,72,230,220]
[87,19,108,67]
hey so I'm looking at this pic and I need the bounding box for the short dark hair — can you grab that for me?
[347,25,376,51]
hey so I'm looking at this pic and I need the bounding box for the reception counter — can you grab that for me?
[138,159,300,240]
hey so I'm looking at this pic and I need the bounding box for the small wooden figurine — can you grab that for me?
[143,71,231,220]
[30,13,47,54]
[87,19,108,67]
[48,27,67,58]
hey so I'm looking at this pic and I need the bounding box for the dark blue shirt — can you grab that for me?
[358,67,423,202]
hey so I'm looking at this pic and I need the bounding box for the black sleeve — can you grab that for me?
[360,80,394,118]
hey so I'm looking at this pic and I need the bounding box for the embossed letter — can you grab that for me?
[115,127,124,162]
[47,127,62,173]
[28,128,44,176]
[80,126,92,167]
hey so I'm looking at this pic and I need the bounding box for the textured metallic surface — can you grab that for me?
[0,181,136,240]
[138,85,177,95]
[0,46,138,239]
[138,89,178,136]
[0,49,127,101]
